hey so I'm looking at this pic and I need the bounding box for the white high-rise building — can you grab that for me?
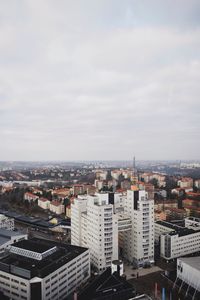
[123,186,154,267]
[71,193,118,272]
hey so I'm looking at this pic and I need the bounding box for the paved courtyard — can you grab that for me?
[124,263,162,280]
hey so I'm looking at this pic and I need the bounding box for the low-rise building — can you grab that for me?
[154,200,178,211]
[160,226,200,260]
[194,179,200,189]
[177,177,193,189]
[154,221,177,243]
[38,198,50,210]
[24,192,39,203]
[176,257,200,298]
[0,238,90,300]
[165,208,188,221]
[154,210,167,222]
[49,201,65,215]
[0,214,14,231]
[0,228,27,257]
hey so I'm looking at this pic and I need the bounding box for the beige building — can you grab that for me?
[38,198,50,210]
[49,201,65,215]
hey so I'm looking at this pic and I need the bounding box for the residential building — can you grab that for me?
[154,200,178,211]
[0,238,90,300]
[94,179,104,191]
[177,177,193,189]
[111,170,121,180]
[38,198,50,210]
[52,188,71,200]
[123,186,154,267]
[72,184,85,196]
[154,210,167,222]
[24,192,39,203]
[95,170,108,181]
[71,193,118,272]
[165,208,188,221]
[49,201,65,215]
[140,173,166,187]
[194,179,200,189]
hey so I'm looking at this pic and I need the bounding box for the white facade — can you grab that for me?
[24,192,39,203]
[177,178,193,189]
[71,193,118,272]
[0,229,27,256]
[71,197,87,247]
[177,257,200,292]
[154,221,178,243]
[185,216,200,230]
[160,229,200,260]
[123,188,154,267]
[0,214,14,231]
[0,241,90,300]
[194,179,200,189]
[49,202,65,215]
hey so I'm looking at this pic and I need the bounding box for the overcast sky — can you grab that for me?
[0,0,200,161]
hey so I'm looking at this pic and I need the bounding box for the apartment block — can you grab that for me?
[71,193,118,272]
[123,186,154,267]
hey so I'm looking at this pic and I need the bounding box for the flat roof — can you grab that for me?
[156,221,200,237]
[11,239,53,253]
[178,257,200,272]
[0,238,88,279]
[0,228,24,238]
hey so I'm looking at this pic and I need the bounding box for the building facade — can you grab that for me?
[0,214,14,231]
[160,228,200,260]
[71,193,118,272]
[123,186,154,267]
[0,238,90,300]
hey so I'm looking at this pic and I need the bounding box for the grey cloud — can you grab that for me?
[0,1,200,160]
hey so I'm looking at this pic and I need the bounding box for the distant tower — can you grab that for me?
[131,156,138,186]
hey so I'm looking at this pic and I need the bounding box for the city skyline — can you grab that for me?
[0,0,200,161]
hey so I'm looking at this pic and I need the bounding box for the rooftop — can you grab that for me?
[11,239,52,253]
[0,229,26,248]
[78,268,136,300]
[178,256,200,272]
[0,238,88,279]
[156,221,200,237]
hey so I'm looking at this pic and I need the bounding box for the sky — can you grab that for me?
[0,0,200,161]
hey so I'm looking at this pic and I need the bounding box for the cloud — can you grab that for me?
[0,0,200,160]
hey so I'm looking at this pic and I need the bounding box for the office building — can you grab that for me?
[0,238,90,300]
[0,229,27,257]
[176,257,200,298]
[160,224,200,260]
